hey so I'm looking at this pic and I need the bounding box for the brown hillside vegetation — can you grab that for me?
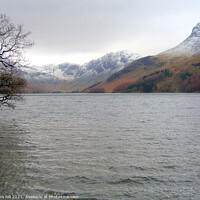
[23,83,50,93]
[86,54,200,93]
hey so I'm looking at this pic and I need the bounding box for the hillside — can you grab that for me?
[23,82,50,93]
[86,54,200,93]
[86,22,200,93]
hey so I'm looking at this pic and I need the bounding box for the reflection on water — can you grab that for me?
[0,94,200,199]
[0,123,28,195]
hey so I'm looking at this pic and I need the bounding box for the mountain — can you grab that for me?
[162,22,200,56]
[22,63,81,81]
[22,51,140,92]
[86,22,200,93]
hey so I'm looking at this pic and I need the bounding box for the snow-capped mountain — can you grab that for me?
[23,50,140,92]
[23,51,140,81]
[162,22,200,56]
[76,50,140,79]
[22,63,82,81]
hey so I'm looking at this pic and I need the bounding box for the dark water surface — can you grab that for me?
[0,93,200,199]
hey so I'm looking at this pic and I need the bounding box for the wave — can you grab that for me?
[108,176,165,185]
[65,176,98,184]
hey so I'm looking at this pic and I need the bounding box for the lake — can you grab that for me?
[0,93,200,199]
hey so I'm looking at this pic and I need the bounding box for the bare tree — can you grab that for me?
[0,14,33,108]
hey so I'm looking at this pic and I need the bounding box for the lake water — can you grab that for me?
[0,93,200,200]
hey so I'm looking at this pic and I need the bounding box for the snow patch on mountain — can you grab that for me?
[22,50,140,82]
[162,22,200,56]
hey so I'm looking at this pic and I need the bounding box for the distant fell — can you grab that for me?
[23,51,140,93]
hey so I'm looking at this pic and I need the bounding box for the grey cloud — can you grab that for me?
[1,0,200,64]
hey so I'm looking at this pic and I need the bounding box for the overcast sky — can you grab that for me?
[1,0,200,65]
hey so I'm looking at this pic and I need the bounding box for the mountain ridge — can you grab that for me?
[86,22,200,93]
[161,22,200,56]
